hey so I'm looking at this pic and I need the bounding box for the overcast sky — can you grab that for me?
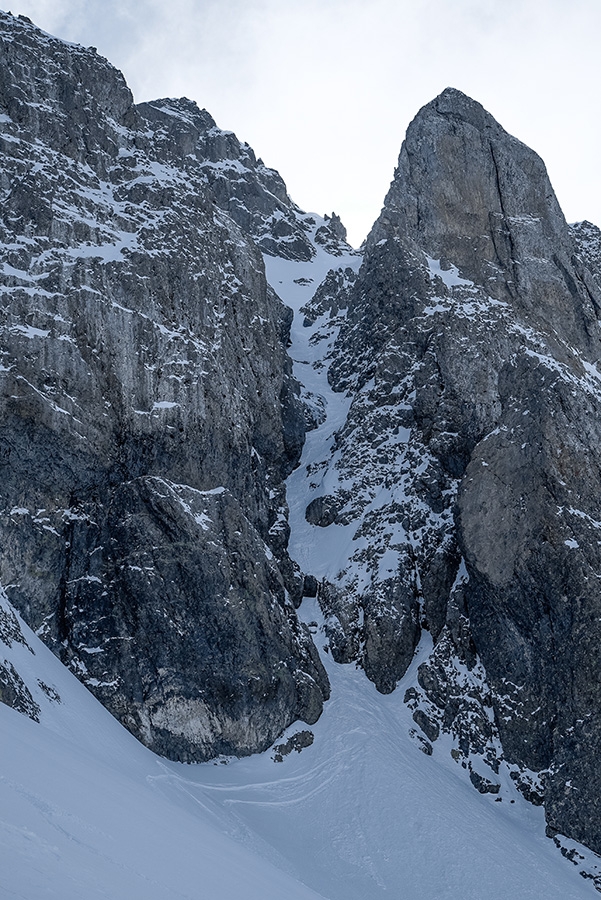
[8,0,601,246]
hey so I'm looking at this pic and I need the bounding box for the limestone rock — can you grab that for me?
[318,88,601,850]
[571,220,601,291]
[0,659,40,722]
[0,11,328,761]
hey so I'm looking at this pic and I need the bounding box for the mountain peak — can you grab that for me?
[373,86,579,345]
[407,87,505,138]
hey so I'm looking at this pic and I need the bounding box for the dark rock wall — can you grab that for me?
[325,88,601,850]
[0,11,328,762]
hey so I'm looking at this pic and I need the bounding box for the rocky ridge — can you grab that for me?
[136,96,339,263]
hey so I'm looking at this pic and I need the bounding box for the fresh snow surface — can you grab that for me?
[0,593,596,900]
[264,235,361,582]
[1,228,597,898]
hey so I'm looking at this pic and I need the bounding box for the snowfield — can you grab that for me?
[0,591,597,899]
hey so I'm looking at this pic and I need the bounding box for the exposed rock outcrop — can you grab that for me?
[0,11,328,761]
[311,88,601,850]
[572,219,601,289]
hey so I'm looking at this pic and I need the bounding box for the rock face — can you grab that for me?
[0,11,329,762]
[572,219,601,288]
[137,97,322,263]
[4,9,601,862]
[308,88,601,850]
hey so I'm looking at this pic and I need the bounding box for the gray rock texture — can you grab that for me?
[0,658,40,722]
[572,220,601,289]
[5,7,601,862]
[137,97,320,262]
[0,11,328,761]
[315,88,601,850]
[0,588,41,722]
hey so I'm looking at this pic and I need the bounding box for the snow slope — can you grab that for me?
[0,590,326,900]
[1,587,597,899]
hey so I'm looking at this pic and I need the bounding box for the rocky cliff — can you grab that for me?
[4,10,601,865]
[301,87,601,851]
[0,10,332,762]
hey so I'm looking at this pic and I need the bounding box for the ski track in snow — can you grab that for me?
[0,591,596,900]
[0,236,598,898]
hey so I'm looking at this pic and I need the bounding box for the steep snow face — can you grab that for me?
[2,589,599,899]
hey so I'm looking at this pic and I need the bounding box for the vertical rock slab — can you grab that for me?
[0,11,328,761]
[324,88,601,850]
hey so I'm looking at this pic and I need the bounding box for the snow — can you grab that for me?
[426,254,475,288]
[185,609,593,900]
[263,232,361,584]
[12,325,50,340]
[66,237,136,262]
[0,591,596,899]
[152,400,180,410]
[270,233,456,609]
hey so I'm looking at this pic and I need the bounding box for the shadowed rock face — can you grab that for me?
[323,88,601,849]
[0,11,328,762]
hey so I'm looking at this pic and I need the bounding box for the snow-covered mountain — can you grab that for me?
[0,9,333,763]
[295,88,601,856]
[3,9,601,897]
